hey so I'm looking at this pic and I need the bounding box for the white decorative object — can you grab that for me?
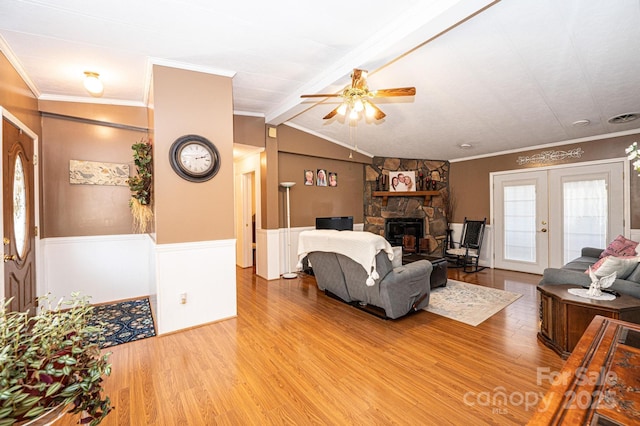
[566,266,618,301]
[280,182,297,279]
[567,288,616,301]
[587,266,616,297]
[516,148,584,165]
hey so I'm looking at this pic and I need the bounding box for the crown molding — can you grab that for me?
[450,129,640,163]
[38,94,147,108]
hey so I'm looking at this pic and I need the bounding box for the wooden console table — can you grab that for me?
[372,190,440,206]
[529,316,640,425]
[537,284,640,359]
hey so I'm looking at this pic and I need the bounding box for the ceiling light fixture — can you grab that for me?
[459,143,473,149]
[83,71,103,97]
[572,119,590,126]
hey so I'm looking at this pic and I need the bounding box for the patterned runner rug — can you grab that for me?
[423,279,522,326]
[90,297,156,348]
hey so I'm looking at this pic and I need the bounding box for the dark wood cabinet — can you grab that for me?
[530,316,640,425]
[537,284,640,358]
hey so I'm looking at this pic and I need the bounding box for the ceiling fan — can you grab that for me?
[301,69,416,121]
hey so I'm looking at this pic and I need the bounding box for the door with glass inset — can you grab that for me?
[3,117,36,313]
[494,171,549,274]
[493,162,624,274]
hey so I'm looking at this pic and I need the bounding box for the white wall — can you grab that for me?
[154,239,236,334]
[41,234,154,304]
[42,234,237,335]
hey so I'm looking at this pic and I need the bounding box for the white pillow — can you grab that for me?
[591,256,640,279]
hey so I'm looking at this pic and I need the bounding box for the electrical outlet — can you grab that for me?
[180,293,187,304]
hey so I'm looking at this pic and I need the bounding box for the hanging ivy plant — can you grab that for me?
[127,140,153,233]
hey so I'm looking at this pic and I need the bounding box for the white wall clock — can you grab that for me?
[169,134,221,182]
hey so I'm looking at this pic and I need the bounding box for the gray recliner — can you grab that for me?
[308,250,432,319]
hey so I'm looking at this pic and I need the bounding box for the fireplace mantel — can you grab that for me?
[372,190,440,206]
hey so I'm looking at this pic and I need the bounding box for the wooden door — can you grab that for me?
[3,117,36,313]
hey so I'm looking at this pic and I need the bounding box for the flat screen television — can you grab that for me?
[315,216,353,231]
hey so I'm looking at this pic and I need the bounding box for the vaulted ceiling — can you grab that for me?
[1,0,639,160]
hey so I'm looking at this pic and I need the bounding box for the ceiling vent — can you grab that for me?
[608,113,639,124]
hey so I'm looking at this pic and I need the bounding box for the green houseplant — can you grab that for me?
[127,139,153,233]
[0,294,112,426]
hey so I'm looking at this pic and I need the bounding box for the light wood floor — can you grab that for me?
[58,266,565,425]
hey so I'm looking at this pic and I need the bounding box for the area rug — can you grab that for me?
[89,297,156,348]
[423,280,522,326]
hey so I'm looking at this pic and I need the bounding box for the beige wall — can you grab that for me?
[234,115,265,147]
[0,52,41,136]
[39,104,148,237]
[450,134,640,226]
[152,65,234,244]
[278,152,364,228]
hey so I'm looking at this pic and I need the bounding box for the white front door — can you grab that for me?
[493,161,625,274]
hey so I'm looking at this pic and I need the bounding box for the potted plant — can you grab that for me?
[0,293,112,426]
[127,139,153,233]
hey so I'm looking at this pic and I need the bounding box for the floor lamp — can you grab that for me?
[280,182,297,279]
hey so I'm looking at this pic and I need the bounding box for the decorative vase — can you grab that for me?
[17,404,68,426]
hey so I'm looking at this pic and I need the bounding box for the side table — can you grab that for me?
[537,284,640,358]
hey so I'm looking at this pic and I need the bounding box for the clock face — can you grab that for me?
[178,142,213,175]
[169,135,221,182]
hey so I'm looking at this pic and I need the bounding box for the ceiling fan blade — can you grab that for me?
[367,102,386,120]
[301,93,341,98]
[373,87,416,97]
[323,105,342,120]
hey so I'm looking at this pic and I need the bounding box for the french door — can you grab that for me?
[493,162,624,274]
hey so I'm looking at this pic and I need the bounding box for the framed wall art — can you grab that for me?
[304,170,314,185]
[389,171,416,192]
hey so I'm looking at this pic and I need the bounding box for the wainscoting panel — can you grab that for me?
[154,239,236,335]
[41,234,153,305]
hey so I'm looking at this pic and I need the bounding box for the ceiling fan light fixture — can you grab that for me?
[83,71,103,97]
[353,98,364,112]
[349,108,359,120]
[364,101,376,118]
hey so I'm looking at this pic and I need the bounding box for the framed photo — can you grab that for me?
[389,171,416,192]
[304,170,314,186]
[316,169,327,186]
[328,172,338,187]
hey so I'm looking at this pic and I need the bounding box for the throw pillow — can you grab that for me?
[600,235,639,258]
[587,255,640,279]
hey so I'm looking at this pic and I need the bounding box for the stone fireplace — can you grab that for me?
[364,157,450,256]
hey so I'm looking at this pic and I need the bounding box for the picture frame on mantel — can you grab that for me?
[389,171,415,192]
